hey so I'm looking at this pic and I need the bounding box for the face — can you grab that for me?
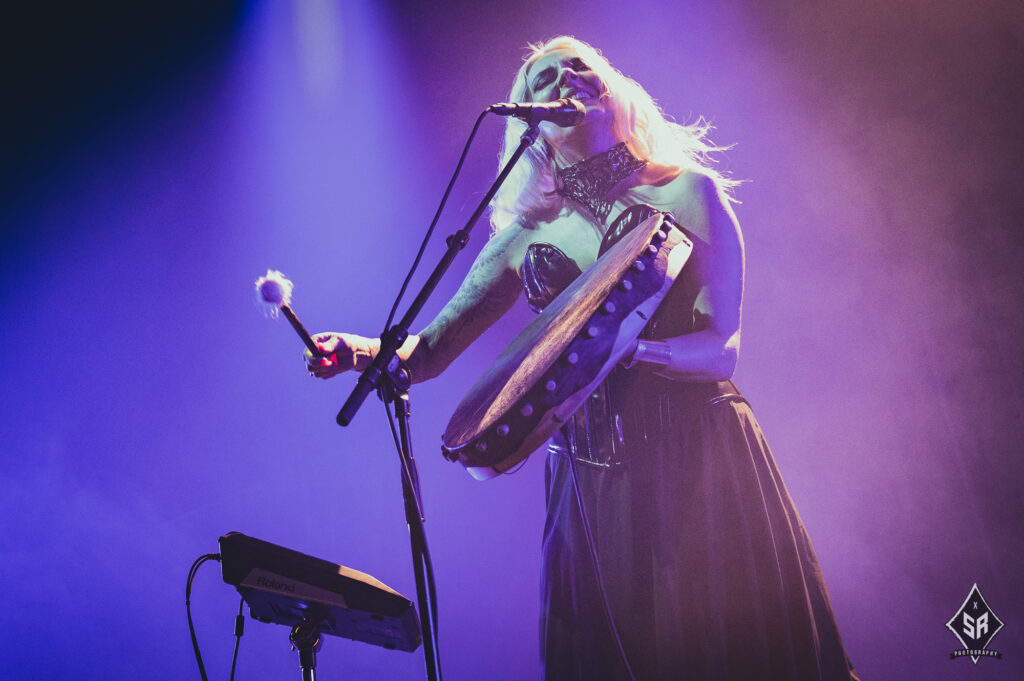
[525,48,606,107]
[523,47,615,156]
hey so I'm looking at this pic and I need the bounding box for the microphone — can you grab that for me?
[487,98,585,127]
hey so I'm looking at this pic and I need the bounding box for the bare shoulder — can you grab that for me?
[647,172,735,240]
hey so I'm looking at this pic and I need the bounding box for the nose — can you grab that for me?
[558,67,582,89]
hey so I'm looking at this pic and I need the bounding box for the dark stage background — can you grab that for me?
[2,1,1022,679]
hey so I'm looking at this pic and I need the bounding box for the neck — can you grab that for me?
[554,139,648,224]
[548,120,620,166]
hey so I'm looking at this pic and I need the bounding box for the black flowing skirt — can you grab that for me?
[539,378,858,681]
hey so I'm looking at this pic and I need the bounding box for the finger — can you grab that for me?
[312,364,335,379]
[313,333,337,349]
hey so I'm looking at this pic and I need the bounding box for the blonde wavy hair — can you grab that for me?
[489,36,737,232]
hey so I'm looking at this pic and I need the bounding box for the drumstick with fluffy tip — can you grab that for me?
[254,269,321,356]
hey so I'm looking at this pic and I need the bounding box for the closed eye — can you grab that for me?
[531,67,556,91]
[530,57,591,93]
[569,57,591,72]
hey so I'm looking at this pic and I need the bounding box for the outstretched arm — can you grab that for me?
[407,228,523,380]
[307,226,524,383]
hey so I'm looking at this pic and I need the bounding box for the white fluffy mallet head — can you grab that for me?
[255,269,294,317]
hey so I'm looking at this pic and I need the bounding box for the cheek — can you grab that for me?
[584,73,606,94]
[533,85,558,102]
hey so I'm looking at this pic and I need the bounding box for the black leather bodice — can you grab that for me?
[522,204,661,313]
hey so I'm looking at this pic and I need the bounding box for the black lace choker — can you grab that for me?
[556,142,648,224]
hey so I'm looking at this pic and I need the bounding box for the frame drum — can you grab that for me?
[442,211,693,480]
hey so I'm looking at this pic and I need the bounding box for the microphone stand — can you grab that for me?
[335,121,541,681]
[337,119,541,426]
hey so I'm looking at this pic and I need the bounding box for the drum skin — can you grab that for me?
[442,212,693,480]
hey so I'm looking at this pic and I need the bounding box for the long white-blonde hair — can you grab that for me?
[489,36,737,232]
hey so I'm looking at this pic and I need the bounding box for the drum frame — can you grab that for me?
[442,212,694,480]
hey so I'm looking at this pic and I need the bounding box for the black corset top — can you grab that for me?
[521,204,660,313]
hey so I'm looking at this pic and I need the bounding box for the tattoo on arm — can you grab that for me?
[414,233,522,379]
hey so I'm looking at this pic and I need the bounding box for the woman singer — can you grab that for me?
[306,36,858,681]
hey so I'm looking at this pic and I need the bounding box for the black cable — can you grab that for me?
[384,398,438,636]
[566,455,637,681]
[382,397,443,679]
[230,595,244,681]
[383,110,489,333]
[416,533,442,680]
[370,108,495,679]
[186,553,222,681]
[418,529,441,648]
[383,393,424,520]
